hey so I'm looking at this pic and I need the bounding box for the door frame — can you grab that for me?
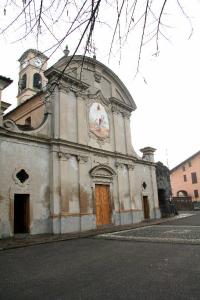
[9,188,32,236]
[14,194,30,234]
[90,164,116,226]
[95,184,111,226]
[142,195,150,219]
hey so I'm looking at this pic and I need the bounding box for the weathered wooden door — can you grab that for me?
[95,185,111,226]
[143,196,150,219]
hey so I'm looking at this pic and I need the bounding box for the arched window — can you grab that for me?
[33,73,42,90]
[177,190,188,197]
[20,73,27,90]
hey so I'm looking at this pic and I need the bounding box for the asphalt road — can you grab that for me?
[0,213,200,300]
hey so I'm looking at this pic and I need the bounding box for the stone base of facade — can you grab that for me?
[60,214,96,233]
[154,207,161,219]
[0,209,161,238]
[31,219,52,235]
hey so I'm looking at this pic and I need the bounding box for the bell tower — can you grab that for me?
[17,49,48,105]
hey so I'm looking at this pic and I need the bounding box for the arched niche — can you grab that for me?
[89,164,116,182]
[177,190,188,197]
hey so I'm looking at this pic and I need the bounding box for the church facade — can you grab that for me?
[0,49,160,238]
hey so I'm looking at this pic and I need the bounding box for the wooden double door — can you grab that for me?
[95,185,111,226]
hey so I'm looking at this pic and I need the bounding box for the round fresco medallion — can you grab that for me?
[89,102,109,139]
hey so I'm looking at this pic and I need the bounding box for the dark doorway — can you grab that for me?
[158,189,166,217]
[14,194,30,234]
[143,196,150,219]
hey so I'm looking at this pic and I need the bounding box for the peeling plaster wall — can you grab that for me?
[0,137,50,238]
[0,133,160,237]
[0,55,160,238]
[132,163,160,220]
[60,90,77,142]
[55,60,134,156]
[55,145,160,233]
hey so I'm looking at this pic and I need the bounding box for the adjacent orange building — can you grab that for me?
[170,151,200,201]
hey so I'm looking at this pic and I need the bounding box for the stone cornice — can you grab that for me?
[109,97,134,113]
[111,105,132,119]
[18,49,48,62]
[57,151,88,163]
[45,67,90,91]
[51,139,156,166]
[0,127,50,146]
[0,128,156,167]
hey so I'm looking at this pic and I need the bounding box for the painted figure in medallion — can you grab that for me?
[89,102,109,139]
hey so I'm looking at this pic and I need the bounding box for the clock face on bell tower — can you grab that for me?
[34,57,43,67]
[17,49,48,105]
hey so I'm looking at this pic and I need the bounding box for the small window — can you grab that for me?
[183,175,187,182]
[194,190,199,198]
[182,165,185,171]
[142,182,147,189]
[33,73,42,89]
[191,172,197,184]
[16,169,29,184]
[188,161,192,167]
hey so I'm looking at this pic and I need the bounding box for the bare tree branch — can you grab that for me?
[0,0,195,79]
[108,0,126,62]
[156,0,168,54]
[176,0,193,39]
[136,0,150,74]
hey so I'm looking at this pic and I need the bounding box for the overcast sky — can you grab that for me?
[1,0,200,169]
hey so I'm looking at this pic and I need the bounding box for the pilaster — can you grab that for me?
[123,112,133,155]
[50,147,61,234]
[127,164,136,210]
[77,155,91,214]
[50,86,60,139]
[76,92,88,145]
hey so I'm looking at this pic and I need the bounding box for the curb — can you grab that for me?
[0,214,189,251]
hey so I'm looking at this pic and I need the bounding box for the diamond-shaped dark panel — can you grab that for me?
[16,169,29,183]
[142,182,147,189]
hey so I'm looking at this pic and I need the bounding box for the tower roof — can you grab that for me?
[18,49,48,62]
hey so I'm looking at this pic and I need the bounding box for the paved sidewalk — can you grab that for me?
[0,213,191,251]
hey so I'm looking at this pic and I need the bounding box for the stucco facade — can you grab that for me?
[0,50,161,238]
[170,151,200,201]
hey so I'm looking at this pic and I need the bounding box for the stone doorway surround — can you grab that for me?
[90,164,116,226]
[14,194,30,234]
